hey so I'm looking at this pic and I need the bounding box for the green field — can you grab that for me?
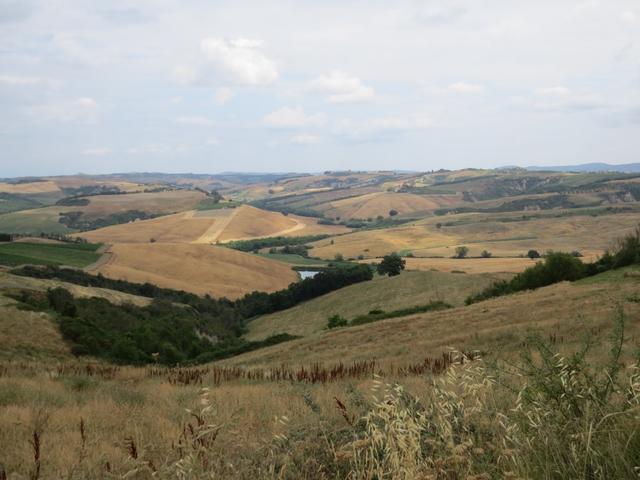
[0,206,76,235]
[0,242,103,267]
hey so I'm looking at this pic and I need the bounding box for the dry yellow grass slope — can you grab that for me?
[91,243,299,299]
[317,192,452,220]
[0,271,152,307]
[0,180,61,194]
[0,293,72,361]
[245,270,499,341]
[82,205,348,245]
[80,190,206,218]
[81,211,214,244]
[309,210,640,261]
[225,274,640,368]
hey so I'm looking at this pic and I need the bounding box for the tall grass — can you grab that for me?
[1,313,638,479]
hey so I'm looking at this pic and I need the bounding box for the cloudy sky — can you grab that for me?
[1,0,639,177]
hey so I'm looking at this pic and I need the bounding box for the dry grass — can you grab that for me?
[80,190,206,219]
[0,293,72,361]
[224,275,640,367]
[316,192,454,220]
[0,271,152,307]
[309,209,640,261]
[91,243,299,299]
[384,256,538,274]
[81,211,215,244]
[81,205,348,245]
[0,181,61,194]
[245,270,499,340]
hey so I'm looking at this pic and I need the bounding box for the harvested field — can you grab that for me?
[81,205,348,244]
[81,211,214,244]
[90,243,299,299]
[383,256,537,274]
[0,181,60,194]
[317,192,456,220]
[80,190,206,218]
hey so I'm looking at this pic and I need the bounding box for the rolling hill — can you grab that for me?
[90,242,300,299]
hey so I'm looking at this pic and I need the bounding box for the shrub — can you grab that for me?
[326,314,348,329]
[480,250,492,258]
[389,209,398,216]
[467,251,587,304]
[454,246,469,259]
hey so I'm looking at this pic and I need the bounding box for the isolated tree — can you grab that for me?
[481,250,492,258]
[389,209,399,217]
[527,249,541,260]
[455,246,469,259]
[334,253,344,261]
[377,253,406,277]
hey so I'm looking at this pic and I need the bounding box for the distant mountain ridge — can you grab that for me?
[526,163,640,173]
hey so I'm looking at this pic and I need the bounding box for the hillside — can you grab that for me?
[245,270,500,340]
[90,243,300,299]
[225,267,640,367]
[80,205,347,244]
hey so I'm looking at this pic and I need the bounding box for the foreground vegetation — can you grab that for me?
[0,312,638,479]
[10,264,373,365]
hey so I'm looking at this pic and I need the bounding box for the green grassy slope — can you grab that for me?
[0,242,102,267]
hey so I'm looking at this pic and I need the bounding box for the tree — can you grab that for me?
[527,249,541,260]
[481,250,492,258]
[455,246,469,259]
[334,253,344,261]
[377,253,406,277]
[389,209,399,217]
[327,314,348,329]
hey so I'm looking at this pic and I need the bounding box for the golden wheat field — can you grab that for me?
[90,243,299,298]
[81,205,348,245]
[0,181,61,194]
[313,192,446,220]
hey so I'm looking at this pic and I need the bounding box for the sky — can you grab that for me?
[0,0,639,177]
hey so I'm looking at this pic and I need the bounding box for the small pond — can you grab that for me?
[298,270,320,280]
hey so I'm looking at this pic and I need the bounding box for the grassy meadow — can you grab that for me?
[0,242,103,268]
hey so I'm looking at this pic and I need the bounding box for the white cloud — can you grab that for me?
[81,147,110,156]
[290,133,320,144]
[205,137,221,146]
[447,81,484,94]
[0,75,59,88]
[263,106,325,128]
[172,65,198,85]
[200,38,277,86]
[335,114,435,142]
[26,97,98,123]
[534,86,572,96]
[76,97,97,108]
[306,70,375,103]
[620,11,638,24]
[213,87,234,105]
[175,116,214,126]
[170,96,183,104]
